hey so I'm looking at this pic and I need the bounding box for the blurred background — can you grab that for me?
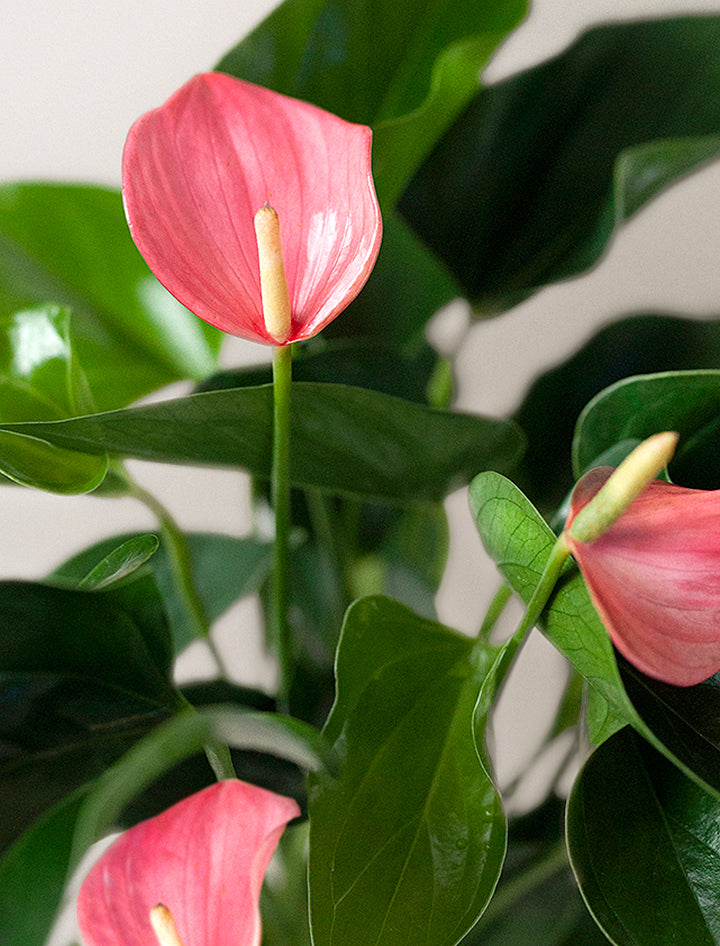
[2,3,720,932]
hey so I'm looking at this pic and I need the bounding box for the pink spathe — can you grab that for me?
[77,779,300,946]
[566,467,720,687]
[122,72,382,345]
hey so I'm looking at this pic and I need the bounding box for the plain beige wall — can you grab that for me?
[2,2,720,938]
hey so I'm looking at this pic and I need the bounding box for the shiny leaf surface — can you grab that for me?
[0,183,221,409]
[309,596,505,946]
[568,727,720,945]
[401,17,720,311]
[1,383,523,503]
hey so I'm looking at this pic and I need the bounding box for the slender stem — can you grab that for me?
[477,583,513,641]
[173,691,237,781]
[475,535,571,714]
[115,462,230,677]
[271,343,293,712]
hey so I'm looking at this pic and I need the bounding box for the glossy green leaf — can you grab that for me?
[573,370,720,489]
[567,726,720,945]
[0,305,78,421]
[1,382,523,503]
[469,471,720,799]
[0,579,172,697]
[0,183,221,409]
[0,576,175,849]
[0,788,88,946]
[217,0,527,207]
[0,427,107,493]
[308,596,505,946]
[53,530,274,652]
[514,313,720,512]
[400,16,720,311]
[71,705,328,866]
[77,534,160,589]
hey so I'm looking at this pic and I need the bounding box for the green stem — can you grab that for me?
[115,462,230,677]
[271,343,293,712]
[475,535,571,714]
[477,583,513,641]
[173,691,237,781]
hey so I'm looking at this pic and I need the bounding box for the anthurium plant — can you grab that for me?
[2,3,720,945]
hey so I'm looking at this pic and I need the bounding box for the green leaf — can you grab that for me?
[0,382,523,503]
[217,0,527,207]
[77,534,160,589]
[514,313,720,512]
[0,576,175,850]
[400,16,720,311]
[0,672,171,853]
[0,183,221,409]
[0,428,107,493]
[573,369,720,489]
[53,531,274,652]
[0,305,78,421]
[308,596,505,946]
[0,580,172,698]
[567,726,720,945]
[198,329,440,404]
[469,471,720,799]
[0,788,88,946]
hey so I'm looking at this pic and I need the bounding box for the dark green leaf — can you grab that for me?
[0,673,170,852]
[217,0,527,206]
[1,382,523,503]
[567,727,720,945]
[514,313,720,512]
[53,531,274,653]
[573,369,720,489]
[0,788,88,946]
[308,596,505,946]
[0,183,221,409]
[0,580,172,697]
[401,17,720,311]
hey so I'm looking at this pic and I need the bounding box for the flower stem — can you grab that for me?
[475,535,571,713]
[115,462,230,677]
[271,343,293,712]
[477,583,513,640]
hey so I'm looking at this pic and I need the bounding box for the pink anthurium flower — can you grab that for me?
[122,72,382,345]
[77,779,300,946]
[565,466,720,687]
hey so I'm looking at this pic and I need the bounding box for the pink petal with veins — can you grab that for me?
[77,779,299,946]
[122,72,382,345]
[566,467,720,686]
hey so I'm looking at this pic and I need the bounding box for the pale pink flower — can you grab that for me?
[122,72,382,345]
[77,779,300,946]
[565,467,720,686]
